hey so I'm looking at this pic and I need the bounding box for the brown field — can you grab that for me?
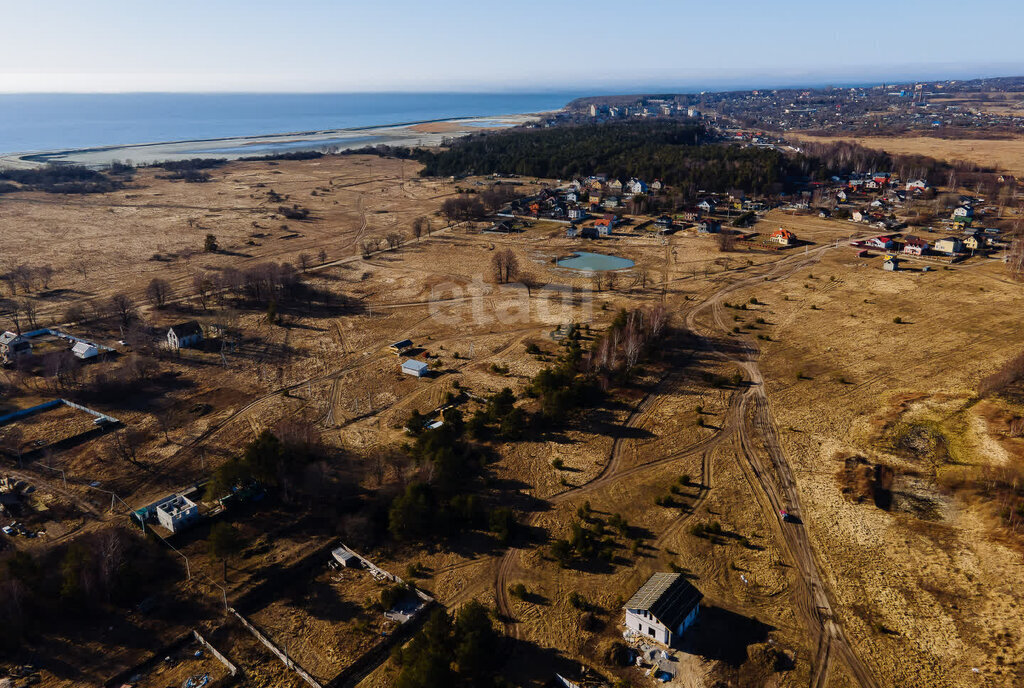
[793,133,1024,177]
[1,156,1023,688]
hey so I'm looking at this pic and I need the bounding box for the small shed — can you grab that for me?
[389,339,413,355]
[71,341,99,360]
[401,359,429,378]
[332,546,361,568]
[883,256,899,271]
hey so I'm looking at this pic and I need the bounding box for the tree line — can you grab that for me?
[0,164,123,194]
[412,120,808,195]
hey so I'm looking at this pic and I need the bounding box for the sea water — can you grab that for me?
[0,92,577,154]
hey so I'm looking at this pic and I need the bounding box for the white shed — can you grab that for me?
[71,341,99,360]
[332,546,361,568]
[401,359,429,378]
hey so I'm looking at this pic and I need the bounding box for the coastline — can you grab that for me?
[0,112,550,169]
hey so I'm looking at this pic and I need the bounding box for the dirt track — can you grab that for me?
[488,241,882,686]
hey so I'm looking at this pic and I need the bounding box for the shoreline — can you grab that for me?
[0,111,553,169]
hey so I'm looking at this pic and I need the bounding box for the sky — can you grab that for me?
[2,0,1023,93]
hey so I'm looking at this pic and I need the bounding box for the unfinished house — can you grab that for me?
[0,331,32,365]
[623,572,702,646]
[155,495,199,533]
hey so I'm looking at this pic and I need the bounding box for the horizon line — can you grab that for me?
[1,72,1023,97]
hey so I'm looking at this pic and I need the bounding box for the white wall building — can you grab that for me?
[155,495,199,533]
[71,341,99,359]
[623,572,702,646]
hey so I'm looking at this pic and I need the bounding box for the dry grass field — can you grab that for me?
[1,156,1023,688]
[793,133,1024,177]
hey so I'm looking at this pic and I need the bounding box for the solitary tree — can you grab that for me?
[109,293,137,327]
[204,234,219,252]
[208,522,244,581]
[145,277,173,309]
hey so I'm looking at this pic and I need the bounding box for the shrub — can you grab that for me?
[568,591,589,610]
[552,458,565,470]
[893,316,903,324]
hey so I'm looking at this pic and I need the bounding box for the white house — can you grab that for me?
[864,236,895,250]
[0,331,32,365]
[402,359,429,377]
[952,206,974,219]
[903,236,928,256]
[623,573,702,646]
[167,321,204,350]
[155,494,199,533]
[697,199,716,213]
[771,228,796,246]
[71,341,99,360]
[625,178,648,195]
[906,179,929,192]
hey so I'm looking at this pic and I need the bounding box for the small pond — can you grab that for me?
[556,251,635,271]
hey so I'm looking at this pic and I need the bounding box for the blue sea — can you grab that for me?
[0,92,577,154]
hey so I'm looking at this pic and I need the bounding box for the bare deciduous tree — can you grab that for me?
[145,277,173,309]
[192,273,214,311]
[109,293,137,327]
[412,216,430,241]
[491,248,519,284]
[20,299,38,330]
[1,299,22,333]
[385,232,406,250]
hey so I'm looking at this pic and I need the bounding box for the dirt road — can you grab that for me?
[684,245,880,688]
[488,243,880,686]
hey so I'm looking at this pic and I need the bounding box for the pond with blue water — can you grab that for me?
[556,251,635,271]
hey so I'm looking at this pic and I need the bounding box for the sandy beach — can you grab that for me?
[0,112,545,169]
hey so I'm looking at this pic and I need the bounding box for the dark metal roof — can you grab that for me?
[168,321,203,338]
[624,573,702,630]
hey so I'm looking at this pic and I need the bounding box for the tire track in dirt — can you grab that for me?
[685,242,880,688]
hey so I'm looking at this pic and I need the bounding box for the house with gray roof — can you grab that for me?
[0,331,31,365]
[401,359,429,378]
[623,572,702,645]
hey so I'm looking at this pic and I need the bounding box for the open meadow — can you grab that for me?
[0,155,1022,688]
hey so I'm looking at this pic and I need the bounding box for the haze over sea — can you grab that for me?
[0,92,578,155]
